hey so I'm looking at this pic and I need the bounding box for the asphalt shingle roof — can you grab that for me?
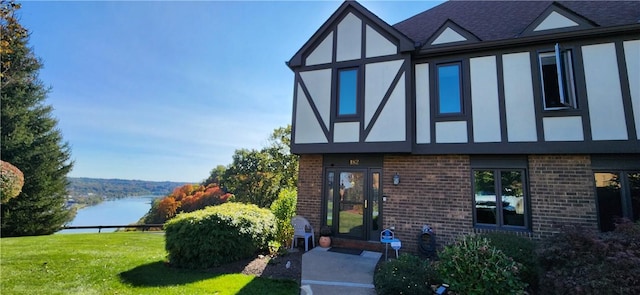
[393,1,640,45]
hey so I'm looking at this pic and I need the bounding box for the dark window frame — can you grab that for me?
[594,170,640,232]
[336,67,360,119]
[435,62,464,116]
[472,168,530,231]
[538,43,578,110]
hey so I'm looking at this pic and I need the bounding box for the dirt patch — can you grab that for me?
[207,248,303,283]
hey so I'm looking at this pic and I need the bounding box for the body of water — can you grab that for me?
[58,195,159,234]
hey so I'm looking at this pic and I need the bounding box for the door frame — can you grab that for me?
[322,154,383,241]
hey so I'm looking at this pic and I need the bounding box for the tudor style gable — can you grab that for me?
[288,1,415,154]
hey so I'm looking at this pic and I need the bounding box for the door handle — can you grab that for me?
[364,200,368,209]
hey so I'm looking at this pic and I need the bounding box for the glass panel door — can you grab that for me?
[338,171,364,237]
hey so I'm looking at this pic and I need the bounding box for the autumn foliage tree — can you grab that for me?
[143,184,232,224]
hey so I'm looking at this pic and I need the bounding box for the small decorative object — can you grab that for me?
[319,225,332,248]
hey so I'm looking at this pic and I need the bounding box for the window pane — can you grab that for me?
[326,172,334,226]
[501,171,525,226]
[630,172,640,222]
[474,170,496,224]
[371,172,380,231]
[338,69,358,116]
[540,55,563,108]
[438,64,462,114]
[595,172,623,232]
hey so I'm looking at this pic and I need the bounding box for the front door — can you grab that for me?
[324,168,382,241]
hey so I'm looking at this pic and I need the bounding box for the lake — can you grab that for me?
[58,195,160,234]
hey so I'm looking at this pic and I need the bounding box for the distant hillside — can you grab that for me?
[67,177,189,199]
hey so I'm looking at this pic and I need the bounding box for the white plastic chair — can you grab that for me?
[291,215,315,252]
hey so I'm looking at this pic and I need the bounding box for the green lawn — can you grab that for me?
[0,232,297,295]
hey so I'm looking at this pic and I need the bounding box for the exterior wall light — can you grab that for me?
[393,173,400,185]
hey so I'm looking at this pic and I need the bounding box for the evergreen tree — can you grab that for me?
[1,1,74,236]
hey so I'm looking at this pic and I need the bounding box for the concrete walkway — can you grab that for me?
[300,247,381,295]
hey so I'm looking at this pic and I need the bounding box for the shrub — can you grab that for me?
[537,223,640,294]
[164,202,276,269]
[436,234,527,294]
[1,160,24,203]
[374,253,440,295]
[483,232,539,290]
[270,187,297,249]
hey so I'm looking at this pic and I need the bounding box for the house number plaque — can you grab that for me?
[349,159,360,166]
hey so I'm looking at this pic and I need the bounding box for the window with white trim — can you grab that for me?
[538,44,577,110]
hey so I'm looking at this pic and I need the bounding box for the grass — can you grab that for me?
[0,232,298,295]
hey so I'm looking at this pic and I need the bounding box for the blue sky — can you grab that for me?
[19,0,441,183]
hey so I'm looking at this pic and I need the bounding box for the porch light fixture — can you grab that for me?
[393,173,400,185]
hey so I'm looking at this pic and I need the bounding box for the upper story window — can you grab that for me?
[337,68,358,116]
[437,63,463,114]
[474,169,528,229]
[539,44,577,110]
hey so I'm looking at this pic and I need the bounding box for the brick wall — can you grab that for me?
[296,154,323,233]
[528,155,597,239]
[295,153,600,253]
[382,154,474,253]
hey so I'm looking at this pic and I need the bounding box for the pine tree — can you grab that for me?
[1,0,74,236]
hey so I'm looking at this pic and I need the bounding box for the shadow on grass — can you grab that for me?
[119,261,218,287]
[119,261,299,294]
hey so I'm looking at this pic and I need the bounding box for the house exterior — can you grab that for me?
[287,0,640,252]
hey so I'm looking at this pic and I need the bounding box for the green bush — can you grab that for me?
[483,232,539,290]
[270,187,297,249]
[164,202,276,269]
[537,223,640,294]
[374,253,440,295]
[436,234,527,294]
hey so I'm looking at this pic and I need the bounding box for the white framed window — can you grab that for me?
[538,44,577,110]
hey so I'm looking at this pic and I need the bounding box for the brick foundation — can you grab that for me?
[296,153,601,254]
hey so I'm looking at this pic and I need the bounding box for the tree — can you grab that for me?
[218,125,298,208]
[202,165,226,187]
[1,1,74,236]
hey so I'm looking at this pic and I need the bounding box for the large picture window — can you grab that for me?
[539,44,577,110]
[337,68,358,116]
[474,169,528,229]
[437,63,463,114]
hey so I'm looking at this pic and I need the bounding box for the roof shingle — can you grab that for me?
[393,1,640,45]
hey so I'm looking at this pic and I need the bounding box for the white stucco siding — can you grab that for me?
[300,69,332,129]
[543,116,584,141]
[364,59,403,128]
[435,121,468,143]
[336,13,362,62]
[470,56,501,143]
[334,122,360,142]
[583,43,628,140]
[431,27,466,45]
[502,52,538,142]
[415,63,430,144]
[365,25,397,58]
[366,73,406,142]
[623,40,640,139]
[294,84,328,144]
[534,11,578,31]
[305,32,333,66]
